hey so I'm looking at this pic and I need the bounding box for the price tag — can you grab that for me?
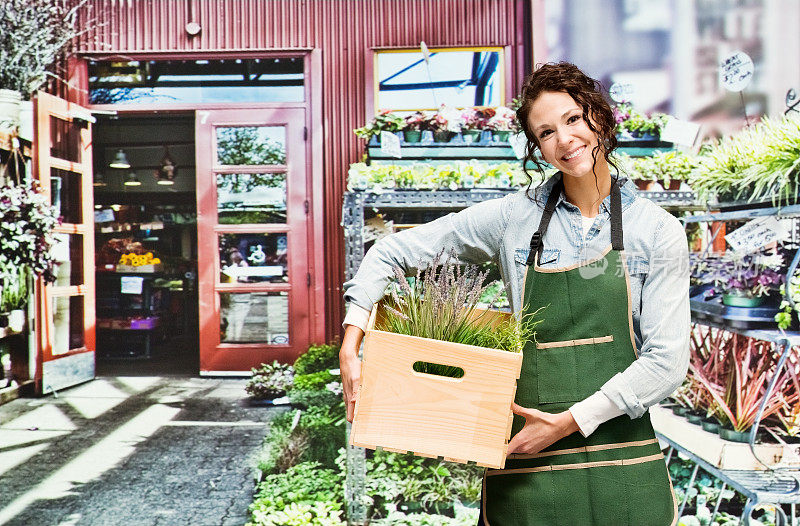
[120,276,144,295]
[725,216,789,253]
[609,82,635,103]
[719,51,754,92]
[660,116,701,147]
[380,131,402,159]
[509,132,527,159]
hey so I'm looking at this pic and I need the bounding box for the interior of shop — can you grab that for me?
[92,113,199,375]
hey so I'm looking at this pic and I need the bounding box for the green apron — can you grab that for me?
[481,177,678,526]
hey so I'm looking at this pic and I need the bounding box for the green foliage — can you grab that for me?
[247,462,345,526]
[291,370,337,391]
[293,344,340,375]
[287,389,341,410]
[376,253,539,377]
[216,127,286,165]
[245,360,294,399]
[354,111,407,140]
[346,161,539,191]
[0,263,29,312]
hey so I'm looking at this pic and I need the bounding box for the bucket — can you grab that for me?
[0,89,22,134]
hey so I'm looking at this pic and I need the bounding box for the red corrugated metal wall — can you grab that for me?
[75,0,532,342]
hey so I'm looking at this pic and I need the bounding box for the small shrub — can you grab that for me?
[293,344,340,375]
[246,360,294,399]
[291,370,337,391]
[288,389,342,410]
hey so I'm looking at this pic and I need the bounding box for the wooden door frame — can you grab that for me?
[75,49,325,371]
[32,91,96,394]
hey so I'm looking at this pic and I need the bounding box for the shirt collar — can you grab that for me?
[535,171,636,214]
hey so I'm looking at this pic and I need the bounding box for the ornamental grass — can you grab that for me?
[376,252,539,377]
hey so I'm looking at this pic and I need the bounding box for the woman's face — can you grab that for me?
[527,91,603,179]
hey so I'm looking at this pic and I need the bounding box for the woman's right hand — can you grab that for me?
[340,324,364,423]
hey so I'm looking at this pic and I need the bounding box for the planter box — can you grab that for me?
[350,305,523,469]
[116,264,162,273]
[651,405,800,470]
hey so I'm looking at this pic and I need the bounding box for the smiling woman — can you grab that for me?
[340,62,689,526]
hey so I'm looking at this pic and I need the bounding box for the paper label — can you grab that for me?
[609,82,635,103]
[120,276,144,295]
[660,117,701,146]
[380,131,402,158]
[725,216,789,253]
[509,132,528,159]
[719,51,754,92]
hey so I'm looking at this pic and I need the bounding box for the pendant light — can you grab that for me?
[109,149,131,169]
[93,171,107,187]
[124,171,142,187]
[156,145,177,185]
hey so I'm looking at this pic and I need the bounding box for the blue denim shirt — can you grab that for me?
[343,174,690,419]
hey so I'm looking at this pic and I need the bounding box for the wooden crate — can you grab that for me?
[651,405,800,470]
[350,305,523,469]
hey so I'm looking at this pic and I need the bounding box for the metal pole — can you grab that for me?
[678,464,700,517]
[710,482,727,524]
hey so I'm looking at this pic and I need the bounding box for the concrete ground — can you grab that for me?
[0,376,279,526]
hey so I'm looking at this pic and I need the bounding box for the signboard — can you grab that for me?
[725,216,789,253]
[719,51,754,92]
[380,131,402,159]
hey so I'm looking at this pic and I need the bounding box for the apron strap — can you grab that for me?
[526,177,563,266]
[610,179,624,251]
[526,175,625,267]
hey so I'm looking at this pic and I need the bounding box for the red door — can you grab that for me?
[33,92,96,393]
[195,109,311,373]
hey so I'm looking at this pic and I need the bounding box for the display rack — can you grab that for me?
[673,205,800,525]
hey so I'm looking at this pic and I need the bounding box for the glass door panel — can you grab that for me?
[196,108,309,373]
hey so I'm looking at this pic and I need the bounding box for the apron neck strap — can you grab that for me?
[526,175,624,266]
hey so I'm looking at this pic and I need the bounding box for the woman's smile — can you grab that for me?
[561,145,586,162]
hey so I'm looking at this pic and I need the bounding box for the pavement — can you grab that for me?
[0,376,281,526]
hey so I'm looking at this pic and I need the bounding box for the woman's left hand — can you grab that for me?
[506,402,581,456]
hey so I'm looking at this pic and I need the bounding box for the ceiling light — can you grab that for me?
[109,149,131,169]
[93,171,107,187]
[123,172,141,187]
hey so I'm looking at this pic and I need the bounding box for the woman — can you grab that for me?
[340,62,689,525]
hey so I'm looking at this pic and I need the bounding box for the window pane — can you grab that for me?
[217,173,287,224]
[50,116,82,163]
[52,234,84,287]
[88,58,304,105]
[218,233,287,283]
[220,292,288,344]
[52,295,84,355]
[216,126,286,166]
[50,168,82,224]
[377,49,503,110]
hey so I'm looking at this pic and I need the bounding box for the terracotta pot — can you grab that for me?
[667,180,681,190]
[634,179,654,191]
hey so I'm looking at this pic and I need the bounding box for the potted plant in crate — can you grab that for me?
[427,105,462,143]
[0,0,88,132]
[350,251,540,468]
[460,107,485,144]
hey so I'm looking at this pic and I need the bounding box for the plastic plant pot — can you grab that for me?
[492,130,511,142]
[686,412,704,425]
[718,427,751,443]
[671,406,689,416]
[701,419,720,434]
[433,130,453,143]
[722,293,766,308]
[403,130,422,143]
[462,129,481,143]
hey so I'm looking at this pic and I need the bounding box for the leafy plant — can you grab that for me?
[246,360,294,399]
[0,0,89,97]
[291,370,337,391]
[376,251,539,372]
[293,343,340,375]
[0,261,29,312]
[247,461,345,526]
[354,110,406,140]
[696,252,784,299]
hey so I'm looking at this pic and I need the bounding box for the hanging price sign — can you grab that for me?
[725,216,789,253]
[719,51,754,92]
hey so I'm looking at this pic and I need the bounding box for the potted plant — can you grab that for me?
[245,360,295,402]
[427,105,463,143]
[0,262,29,333]
[402,111,428,143]
[460,107,485,143]
[648,150,697,190]
[711,253,784,308]
[354,110,406,144]
[485,106,517,142]
[0,0,87,132]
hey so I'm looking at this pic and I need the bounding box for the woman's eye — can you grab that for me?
[567,115,581,124]
[539,130,552,139]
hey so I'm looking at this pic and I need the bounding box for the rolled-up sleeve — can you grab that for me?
[601,213,690,418]
[342,194,514,314]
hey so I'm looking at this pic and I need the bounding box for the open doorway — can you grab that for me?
[92,113,199,375]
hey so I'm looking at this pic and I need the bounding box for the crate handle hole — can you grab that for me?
[412,361,465,379]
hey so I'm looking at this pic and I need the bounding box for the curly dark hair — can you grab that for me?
[516,62,619,199]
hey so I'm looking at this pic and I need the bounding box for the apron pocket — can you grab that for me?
[484,456,675,526]
[536,336,617,404]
